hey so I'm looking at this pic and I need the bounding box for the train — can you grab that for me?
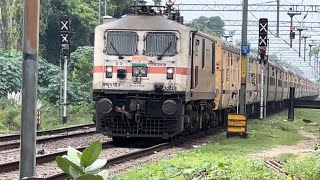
[92,4,320,141]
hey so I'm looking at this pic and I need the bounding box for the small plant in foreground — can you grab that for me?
[56,140,108,180]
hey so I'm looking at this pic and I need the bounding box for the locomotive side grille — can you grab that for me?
[99,115,179,137]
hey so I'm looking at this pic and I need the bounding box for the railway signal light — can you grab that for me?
[60,16,70,58]
[259,18,268,63]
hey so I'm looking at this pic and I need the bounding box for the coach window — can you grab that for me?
[212,43,215,74]
[195,39,200,56]
[202,39,205,68]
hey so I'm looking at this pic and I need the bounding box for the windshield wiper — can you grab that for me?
[158,41,172,60]
[110,41,124,59]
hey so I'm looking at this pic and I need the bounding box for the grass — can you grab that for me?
[0,98,93,134]
[39,102,93,130]
[117,109,320,180]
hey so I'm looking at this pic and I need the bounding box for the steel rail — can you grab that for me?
[0,130,96,151]
[0,141,112,173]
[45,127,224,180]
[0,123,95,142]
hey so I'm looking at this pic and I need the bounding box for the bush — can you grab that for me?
[0,47,94,105]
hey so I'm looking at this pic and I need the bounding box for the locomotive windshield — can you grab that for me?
[105,31,138,56]
[145,32,177,57]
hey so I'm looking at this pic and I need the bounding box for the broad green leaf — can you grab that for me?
[66,147,82,166]
[76,174,104,180]
[63,147,80,166]
[69,165,83,178]
[80,140,102,168]
[57,156,85,175]
[85,159,107,173]
[97,170,109,180]
[56,157,72,176]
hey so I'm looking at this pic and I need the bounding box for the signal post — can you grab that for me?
[259,18,268,119]
[60,16,70,123]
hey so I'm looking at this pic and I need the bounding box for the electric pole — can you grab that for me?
[98,0,101,24]
[303,36,310,61]
[240,0,248,114]
[297,27,307,57]
[276,0,280,37]
[309,44,316,66]
[20,0,40,179]
[104,0,107,15]
[287,10,301,48]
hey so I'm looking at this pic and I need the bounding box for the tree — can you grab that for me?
[188,16,225,36]
[0,0,23,51]
[153,0,162,5]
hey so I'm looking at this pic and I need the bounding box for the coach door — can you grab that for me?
[190,33,198,98]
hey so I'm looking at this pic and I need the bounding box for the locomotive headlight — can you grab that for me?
[106,66,113,78]
[106,66,113,73]
[167,67,174,79]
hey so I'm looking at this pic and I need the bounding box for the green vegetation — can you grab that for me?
[187,16,225,36]
[56,140,108,180]
[117,109,320,180]
[0,98,92,134]
[0,46,94,133]
[0,47,93,104]
[118,153,284,180]
[284,155,320,179]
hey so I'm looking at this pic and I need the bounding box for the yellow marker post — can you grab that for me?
[227,113,248,138]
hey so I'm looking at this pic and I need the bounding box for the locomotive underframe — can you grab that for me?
[93,90,185,139]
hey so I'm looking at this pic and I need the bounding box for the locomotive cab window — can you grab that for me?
[144,32,177,57]
[105,31,138,56]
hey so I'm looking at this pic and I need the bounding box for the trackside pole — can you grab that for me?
[239,0,248,114]
[59,16,70,124]
[260,63,265,119]
[20,0,40,179]
[258,18,268,119]
[63,55,68,123]
[288,87,295,121]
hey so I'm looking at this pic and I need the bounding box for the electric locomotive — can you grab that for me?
[92,2,320,141]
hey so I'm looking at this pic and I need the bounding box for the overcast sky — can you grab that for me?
[145,0,320,80]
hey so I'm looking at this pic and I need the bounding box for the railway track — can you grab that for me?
[0,130,96,151]
[0,123,95,143]
[0,141,113,173]
[44,127,224,180]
